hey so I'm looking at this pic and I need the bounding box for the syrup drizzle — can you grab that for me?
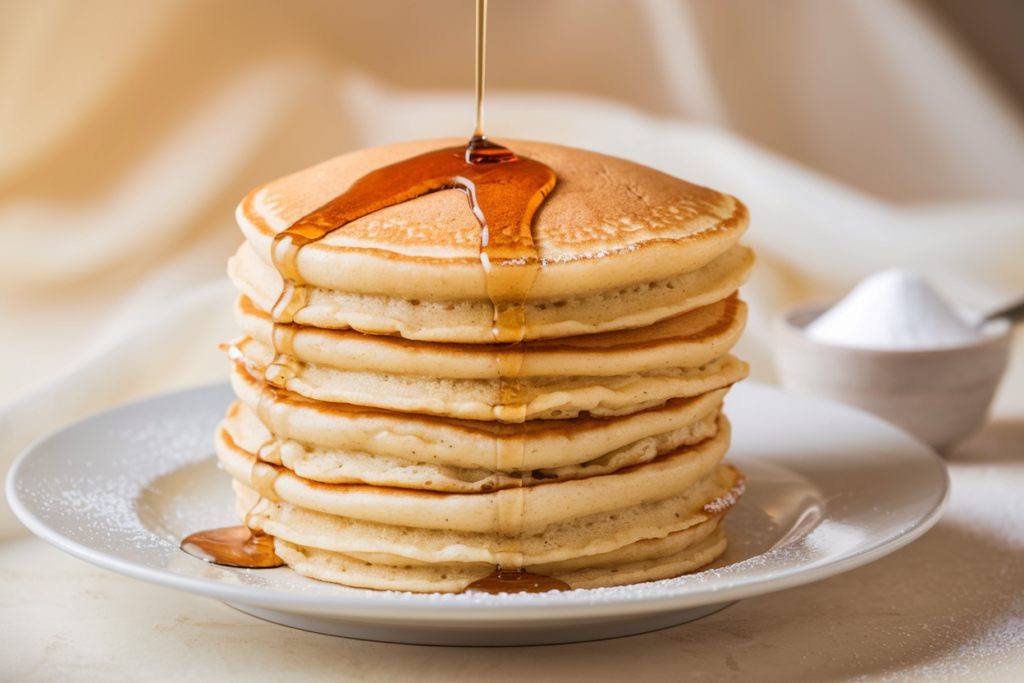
[474,0,487,140]
[465,568,571,595]
[180,525,283,568]
[264,136,553,342]
[184,0,567,592]
[179,426,286,569]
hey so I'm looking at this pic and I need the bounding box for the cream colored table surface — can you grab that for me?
[2,422,1022,683]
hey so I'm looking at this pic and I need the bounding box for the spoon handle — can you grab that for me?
[987,298,1024,325]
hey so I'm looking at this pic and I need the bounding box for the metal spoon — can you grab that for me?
[985,298,1024,325]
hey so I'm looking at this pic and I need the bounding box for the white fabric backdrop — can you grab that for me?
[1,0,1022,544]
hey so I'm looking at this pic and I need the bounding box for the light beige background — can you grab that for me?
[1,1,1023,680]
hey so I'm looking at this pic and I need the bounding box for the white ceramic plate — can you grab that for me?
[7,382,948,646]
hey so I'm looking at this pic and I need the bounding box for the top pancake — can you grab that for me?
[237,138,749,301]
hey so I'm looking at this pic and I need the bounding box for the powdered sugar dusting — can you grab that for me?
[703,474,746,515]
[13,394,222,557]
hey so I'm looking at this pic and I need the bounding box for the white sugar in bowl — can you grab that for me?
[773,302,1012,451]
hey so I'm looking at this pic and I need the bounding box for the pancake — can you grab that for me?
[273,524,726,593]
[230,367,731,472]
[234,293,748,378]
[227,288,748,422]
[235,466,742,592]
[238,138,749,301]
[224,398,721,492]
[216,414,732,534]
[227,338,748,422]
[236,465,743,566]
[268,514,729,592]
[229,238,754,343]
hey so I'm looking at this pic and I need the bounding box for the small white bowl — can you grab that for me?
[772,302,1012,451]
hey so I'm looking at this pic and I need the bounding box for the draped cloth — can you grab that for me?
[1,0,1023,652]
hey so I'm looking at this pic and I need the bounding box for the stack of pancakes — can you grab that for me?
[218,139,754,592]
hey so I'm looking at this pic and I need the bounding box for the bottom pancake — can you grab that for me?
[273,521,727,593]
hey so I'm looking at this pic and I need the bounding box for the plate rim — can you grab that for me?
[5,381,950,623]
